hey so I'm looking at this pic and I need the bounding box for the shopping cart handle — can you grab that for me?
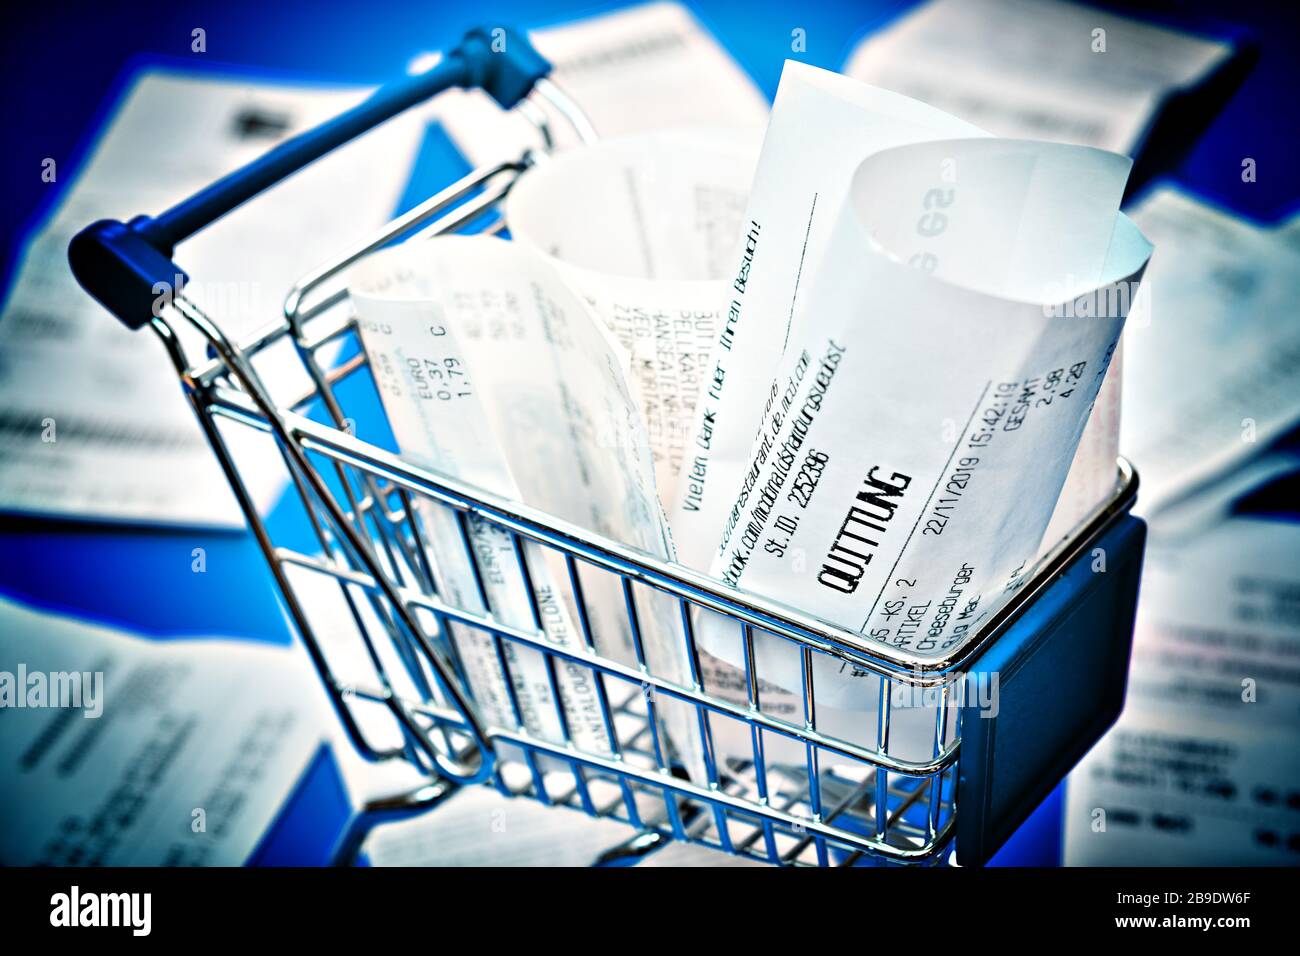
[68,26,549,330]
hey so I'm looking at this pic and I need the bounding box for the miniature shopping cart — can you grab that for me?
[68,27,1146,867]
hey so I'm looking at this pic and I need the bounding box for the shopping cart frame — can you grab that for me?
[68,26,1146,867]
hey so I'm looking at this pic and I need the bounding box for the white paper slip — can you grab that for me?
[0,596,325,866]
[505,129,759,501]
[1040,345,1124,554]
[1275,210,1300,254]
[363,784,765,866]
[1065,710,1300,867]
[364,786,630,866]
[1065,514,1300,866]
[434,2,769,165]
[1125,516,1300,728]
[1119,187,1300,510]
[348,235,700,769]
[364,780,769,868]
[845,0,1234,155]
[0,70,423,527]
[843,0,1231,544]
[667,62,986,571]
[673,62,1151,713]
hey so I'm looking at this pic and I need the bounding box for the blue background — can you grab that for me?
[2,0,1297,865]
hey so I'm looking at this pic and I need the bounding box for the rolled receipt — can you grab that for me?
[348,236,695,761]
[684,63,1152,710]
[506,130,759,506]
[668,63,986,568]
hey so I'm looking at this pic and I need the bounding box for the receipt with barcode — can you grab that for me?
[673,63,1151,706]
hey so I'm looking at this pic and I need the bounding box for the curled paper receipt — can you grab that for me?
[675,64,1152,705]
[348,236,703,772]
[506,130,759,502]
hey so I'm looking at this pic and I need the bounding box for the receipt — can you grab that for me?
[1119,188,1300,510]
[348,236,698,766]
[0,70,422,527]
[1040,345,1124,552]
[1065,512,1300,865]
[505,130,758,500]
[0,596,323,865]
[434,2,769,164]
[364,785,629,866]
[363,782,766,865]
[845,0,1236,537]
[1066,711,1300,866]
[668,63,985,570]
[676,63,1151,711]
[845,0,1233,155]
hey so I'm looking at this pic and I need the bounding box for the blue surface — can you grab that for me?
[989,784,1065,866]
[248,746,352,866]
[3,0,1298,866]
